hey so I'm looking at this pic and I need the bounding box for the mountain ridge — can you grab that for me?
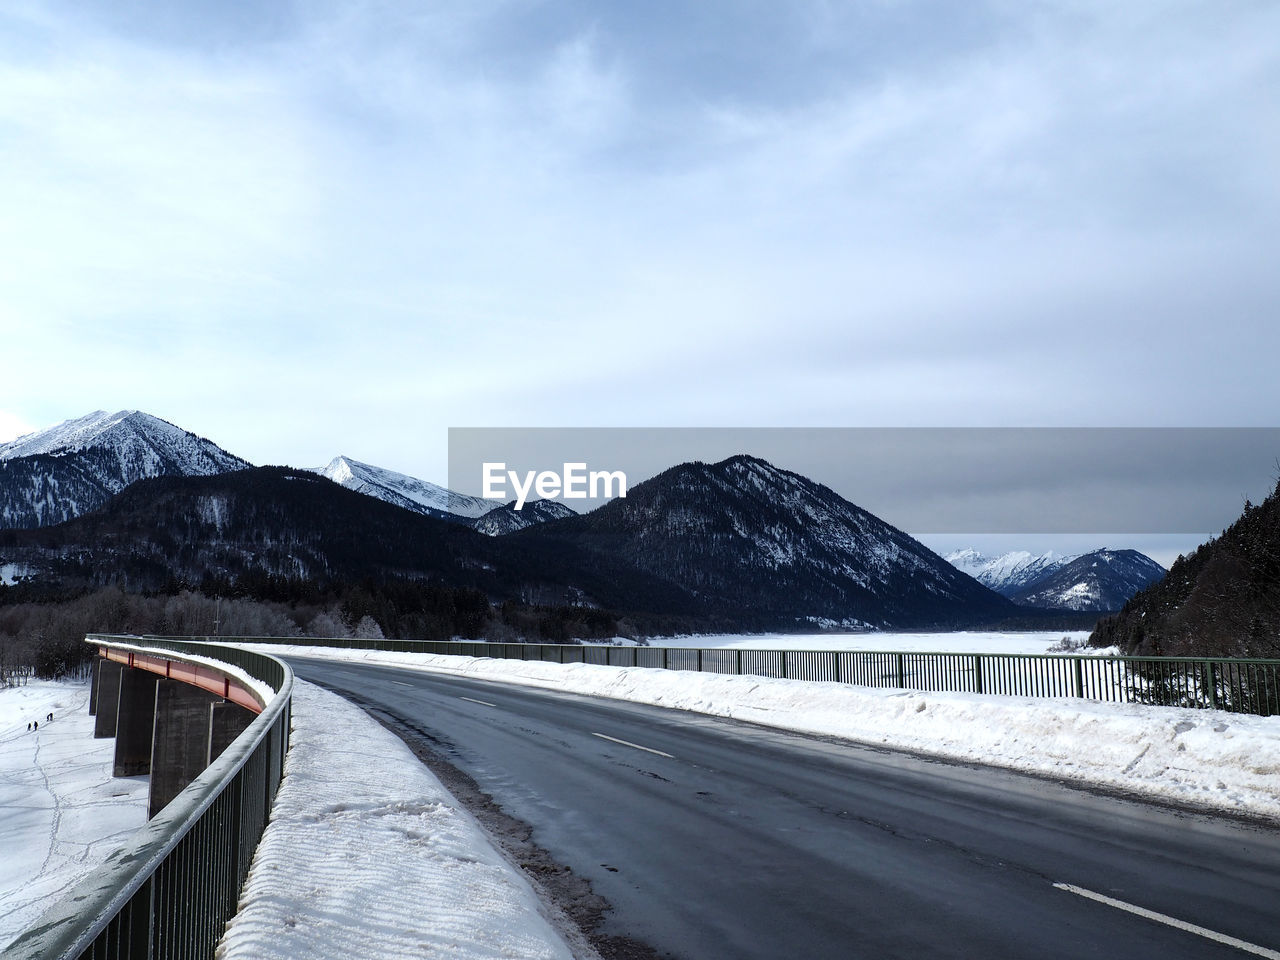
[473,499,577,536]
[947,546,1164,612]
[313,455,495,521]
[518,454,1017,629]
[0,410,250,530]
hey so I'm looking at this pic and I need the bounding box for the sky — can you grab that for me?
[2,1,1278,560]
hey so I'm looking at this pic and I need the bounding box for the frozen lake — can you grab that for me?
[640,630,1092,654]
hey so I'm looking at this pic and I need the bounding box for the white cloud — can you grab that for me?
[0,411,37,444]
[0,1,1276,480]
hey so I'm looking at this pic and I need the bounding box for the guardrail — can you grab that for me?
[226,635,1280,717]
[2,637,293,960]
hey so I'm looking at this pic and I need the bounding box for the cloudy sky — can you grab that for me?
[2,1,1278,511]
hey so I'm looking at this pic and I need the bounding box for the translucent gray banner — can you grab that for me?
[447,427,1280,534]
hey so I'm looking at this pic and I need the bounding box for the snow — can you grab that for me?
[641,630,1091,654]
[946,548,1072,592]
[0,410,246,474]
[0,410,130,459]
[244,644,1280,820]
[217,681,576,960]
[0,562,33,586]
[0,680,149,950]
[313,455,495,519]
[102,639,276,708]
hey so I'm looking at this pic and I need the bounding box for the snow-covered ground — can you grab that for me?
[249,644,1280,820]
[636,630,1091,653]
[217,680,576,960]
[0,680,149,950]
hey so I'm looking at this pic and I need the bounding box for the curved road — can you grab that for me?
[289,656,1280,960]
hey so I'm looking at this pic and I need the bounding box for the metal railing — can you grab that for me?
[2,637,293,960]
[226,634,1280,717]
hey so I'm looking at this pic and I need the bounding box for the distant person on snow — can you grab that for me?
[26,722,31,731]
[47,712,53,721]
[33,721,38,731]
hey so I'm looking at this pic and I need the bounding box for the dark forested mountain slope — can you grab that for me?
[472,499,577,536]
[0,467,697,619]
[519,455,1016,629]
[1091,483,1280,657]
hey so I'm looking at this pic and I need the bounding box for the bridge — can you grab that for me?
[3,636,1278,959]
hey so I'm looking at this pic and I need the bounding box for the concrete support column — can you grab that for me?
[209,701,254,764]
[148,680,220,819]
[93,660,124,739]
[113,667,158,777]
[89,658,100,716]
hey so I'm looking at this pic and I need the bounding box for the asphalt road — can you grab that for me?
[289,657,1280,960]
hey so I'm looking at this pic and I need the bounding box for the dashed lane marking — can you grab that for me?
[591,732,675,759]
[1054,883,1280,959]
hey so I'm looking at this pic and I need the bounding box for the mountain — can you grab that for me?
[313,456,494,521]
[946,547,1164,612]
[945,549,1072,594]
[0,466,695,617]
[0,410,250,529]
[1006,549,1165,611]
[518,455,1016,630]
[1091,484,1280,658]
[0,455,1016,631]
[472,499,577,536]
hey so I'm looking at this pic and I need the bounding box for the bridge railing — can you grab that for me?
[2,636,293,960]
[225,635,1280,717]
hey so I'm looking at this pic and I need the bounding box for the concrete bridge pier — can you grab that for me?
[210,700,254,763]
[113,668,158,777]
[92,660,124,738]
[149,680,222,818]
[88,654,263,818]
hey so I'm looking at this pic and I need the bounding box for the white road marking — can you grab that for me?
[1054,883,1280,959]
[460,696,497,707]
[591,732,674,759]
[389,680,413,686]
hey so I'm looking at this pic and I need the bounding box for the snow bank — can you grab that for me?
[0,680,149,950]
[250,645,1280,821]
[217,681,575,960]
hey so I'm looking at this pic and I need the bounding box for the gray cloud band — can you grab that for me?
[449,428,1280,534]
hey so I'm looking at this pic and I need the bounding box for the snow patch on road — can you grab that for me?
[217,680,576,960]
[248,645,1280,821]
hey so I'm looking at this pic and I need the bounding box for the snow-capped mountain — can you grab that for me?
[0,410,249,529]
[1008,549,1165,612]
[521,454,1015,629]
[945,549,1074,595]
[471,499,577,536]
[946,547,1164,612]
[312,456,495,520]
